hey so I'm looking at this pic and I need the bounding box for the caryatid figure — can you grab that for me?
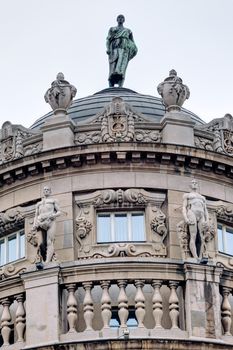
[182,179,209,259]
[106,15,137,88]
[33,186,61,263]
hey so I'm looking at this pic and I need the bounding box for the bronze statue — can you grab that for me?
[106,15,137,88]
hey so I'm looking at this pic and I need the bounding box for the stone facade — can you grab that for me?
[0,73,233,350]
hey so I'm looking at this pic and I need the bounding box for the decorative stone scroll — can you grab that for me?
[93,188,147,208]
[0,121,41,163]
[93,243,154,258]
[150,207,167,255]
[75,206,92,246]
[74,97,162,146]
[0,265,26,280]
[0,207,24,234]
[195,114,233,156]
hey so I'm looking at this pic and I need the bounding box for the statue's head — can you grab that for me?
[190,178,198,191]
[56,72,65,81]
[43,186,51,197]
[169,69,177,77]
[117,14,125,25]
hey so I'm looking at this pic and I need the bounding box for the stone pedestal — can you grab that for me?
[161,111,195,146]
[22,266,60,347]
[184,263,223,339]
[41,110,75,150]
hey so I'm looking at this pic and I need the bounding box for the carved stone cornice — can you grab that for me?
[0,143,233,188]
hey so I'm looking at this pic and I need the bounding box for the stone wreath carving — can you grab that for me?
[0,207,24,234]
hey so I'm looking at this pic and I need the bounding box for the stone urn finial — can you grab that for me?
[44,73,77,114]
[157,70,190,112]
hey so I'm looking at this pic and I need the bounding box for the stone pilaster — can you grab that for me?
[41,111,75,151]
[184,263,223,339]
[22,266,60,347]
[161,111,195,147]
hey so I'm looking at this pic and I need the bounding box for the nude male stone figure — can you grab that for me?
[33,186,61,263]
[182,179,209,259]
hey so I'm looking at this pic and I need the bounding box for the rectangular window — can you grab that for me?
[97,212,145,243]
[218,224,233,256]
[0,230,25,266]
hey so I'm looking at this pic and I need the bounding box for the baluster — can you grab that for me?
[15,294,26,342]
[117,279,128,328]
[1,297,12,346]
[83,282,94,331]
[152,280,163,329]
[66,284,78,332]
[100,280,111,329]
[221,287,232,336]
[135,280,145,327]
[168,281,180,329]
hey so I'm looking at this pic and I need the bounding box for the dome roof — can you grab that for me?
[30,87,205,130]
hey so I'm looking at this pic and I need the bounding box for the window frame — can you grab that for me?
[0,229,25,266]
[217,223,233,256]
[97,210,146,243]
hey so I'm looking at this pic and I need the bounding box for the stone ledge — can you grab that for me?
[0,143,233,188]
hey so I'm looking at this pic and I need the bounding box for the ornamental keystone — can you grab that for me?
[157,70,190,112]
[44,72,77,114]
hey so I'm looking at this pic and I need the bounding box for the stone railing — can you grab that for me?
[0,293,26,349]
[2,260,233,348]
[60,277,187,342]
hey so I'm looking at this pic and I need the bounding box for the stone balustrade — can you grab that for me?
[221,286,233,337]
[2,261,233,348]
[61,276,186,341]
[0,293,26,348]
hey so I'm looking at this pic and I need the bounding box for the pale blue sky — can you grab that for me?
[0,0,233,127]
